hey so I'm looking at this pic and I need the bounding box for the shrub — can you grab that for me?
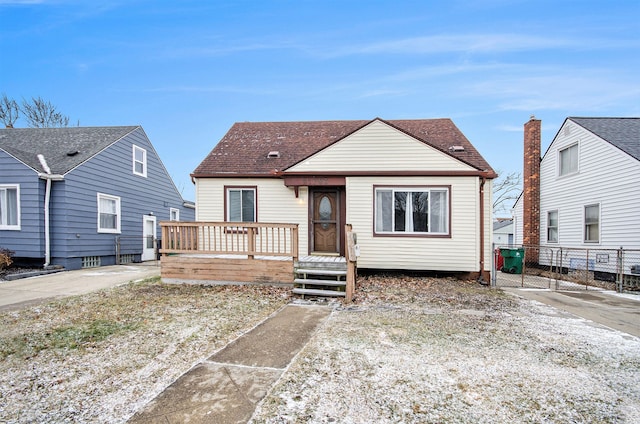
[0,248,14,271]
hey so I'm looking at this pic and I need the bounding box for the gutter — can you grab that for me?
[478,176,488,285]
[37,154,64,268]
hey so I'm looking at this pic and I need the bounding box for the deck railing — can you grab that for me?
[159,221,299,260]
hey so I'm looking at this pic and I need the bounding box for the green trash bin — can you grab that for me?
[500,248,524,274]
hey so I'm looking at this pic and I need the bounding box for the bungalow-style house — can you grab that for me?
[0,126,195,270]
[190,118,496,280]
[513,116,640,280]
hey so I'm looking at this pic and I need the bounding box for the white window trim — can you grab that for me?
[584,203,600,244]
[226,187,257,223]
[133,145,147,177]
[547,209,558,243]
[170,207,180,221]
[558,142,579,177]
[0,184,20,230]
[97,193,121,234]
[374,186,450,236]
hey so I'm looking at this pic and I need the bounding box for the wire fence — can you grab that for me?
[493,244,640,293]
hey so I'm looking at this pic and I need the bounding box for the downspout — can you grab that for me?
[478,176,488,285]
[37,155,64,268]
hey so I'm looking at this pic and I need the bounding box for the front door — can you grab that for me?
[311,190,339,254]
[141,215,156,261]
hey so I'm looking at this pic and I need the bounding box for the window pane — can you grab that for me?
[411,192,428,232]
[585,205,599,242]
[229,190,241,221]
[375,190,392,232]
[547,211,558,242]
[241,189,255,222]
[1,188,18,226]
[135,161,144,174]
[394,192,407,232]
[430,190,447,233]
[585,205,599,222]
[560,144,578,175]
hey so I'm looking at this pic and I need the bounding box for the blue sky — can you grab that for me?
[1,0,639,204]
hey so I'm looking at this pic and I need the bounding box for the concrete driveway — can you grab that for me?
[502,287,640,338]
[0,262,160,312]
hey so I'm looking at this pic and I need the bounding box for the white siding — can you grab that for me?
[512,195,523,246]
[195,178,310,255]
[287,120,475,173]
[540,119,640,250]
[346,176,481,271]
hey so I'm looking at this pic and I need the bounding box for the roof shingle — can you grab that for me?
[192,118,494,176]
[0,126,138,174]
[569,117,640,161]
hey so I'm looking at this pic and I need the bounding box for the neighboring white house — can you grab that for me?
[191,118,497,279]
[493,219,514,246]
[514,117,640,275]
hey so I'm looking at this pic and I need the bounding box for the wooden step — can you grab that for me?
[295,268,347,277]
[292,288,346,297]
[294,278,346,287]
[295,261,347,271]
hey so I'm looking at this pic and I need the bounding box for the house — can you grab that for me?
[513,116,640,278]
[493,218,514,246]
[0,126,195,270]
[190,118,496,280]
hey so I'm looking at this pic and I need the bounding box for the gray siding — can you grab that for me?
[0,150,44,259]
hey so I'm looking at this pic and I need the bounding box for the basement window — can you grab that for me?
[82,256,101,268]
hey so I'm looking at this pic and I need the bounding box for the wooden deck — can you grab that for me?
[159,222,357,301]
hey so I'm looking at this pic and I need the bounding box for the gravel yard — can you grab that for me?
[1,275,639,423]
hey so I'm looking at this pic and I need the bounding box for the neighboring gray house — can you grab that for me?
[0,126,194,270]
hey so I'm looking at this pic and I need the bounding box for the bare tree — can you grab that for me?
[21,96,70,128]
[0,94,20,128]
[493,170,522,217]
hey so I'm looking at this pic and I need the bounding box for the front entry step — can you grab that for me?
[292,288,346,297]
[294,256,347,298]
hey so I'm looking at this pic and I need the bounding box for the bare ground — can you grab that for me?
[1,275,639,423]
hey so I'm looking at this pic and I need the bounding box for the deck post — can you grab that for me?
[247,227,255,259]
[345,224,357,302]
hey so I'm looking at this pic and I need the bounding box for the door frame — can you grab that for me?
[141,214,157,261]
[308,187,346,256]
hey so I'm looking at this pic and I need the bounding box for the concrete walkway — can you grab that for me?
[128,304,331,424]
[0,262,160,311]
[502,287,640,338]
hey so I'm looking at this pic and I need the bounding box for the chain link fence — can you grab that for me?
[493,244,640,293]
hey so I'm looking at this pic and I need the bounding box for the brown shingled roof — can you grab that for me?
[192,118,494,177]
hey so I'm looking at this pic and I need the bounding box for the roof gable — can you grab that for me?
[569,117,640,161]
[287,119,478,172]
[192,118,494,177]
[0,126,138,174]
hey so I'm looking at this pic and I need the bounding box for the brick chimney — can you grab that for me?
[523,116,541,248]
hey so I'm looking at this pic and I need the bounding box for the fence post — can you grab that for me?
[585,249,590,290]
[617,247,623,293]
[491,243,497,287]
[521,246,526,288]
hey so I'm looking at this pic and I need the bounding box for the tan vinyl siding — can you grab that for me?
[346,176,479,271]
[195,178,309,255]
[540,120,640,250]
[287,120,475,173]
